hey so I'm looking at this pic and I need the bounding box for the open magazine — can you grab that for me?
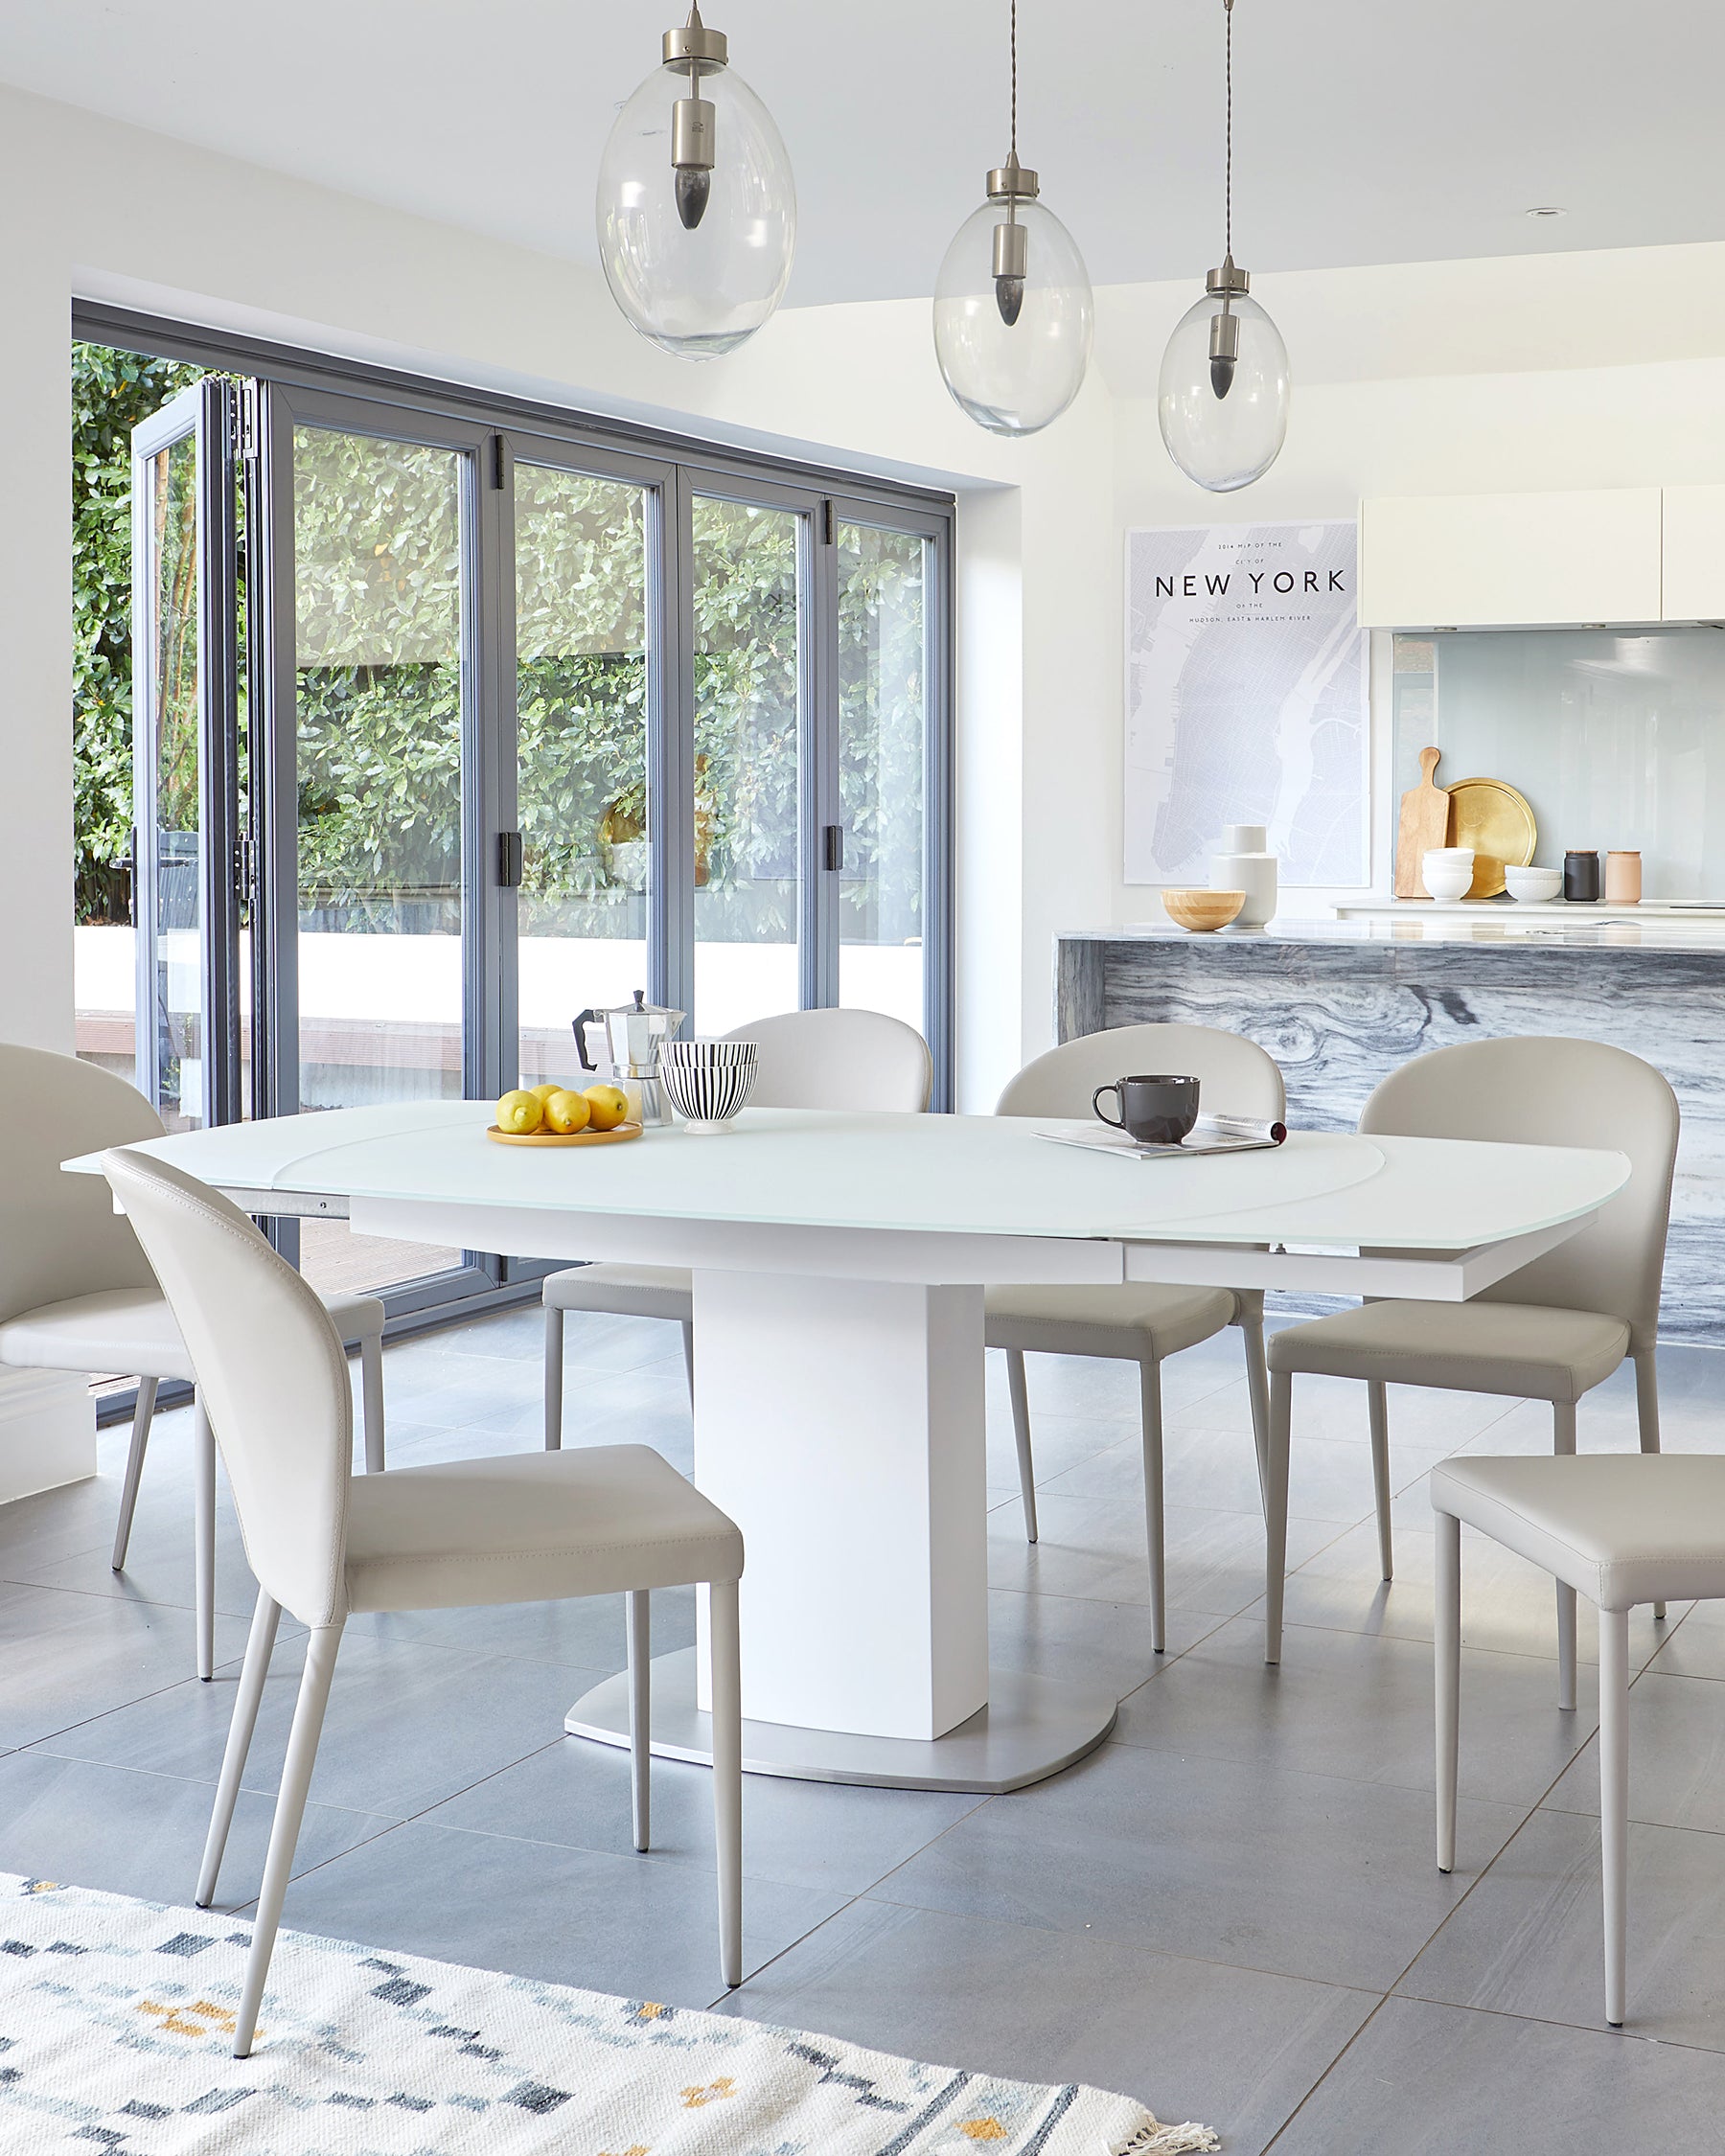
[1036,1112,1288,1161]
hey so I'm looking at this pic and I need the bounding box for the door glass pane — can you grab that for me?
[838,522,927,1030]
[146,429,205,1130]
[293,426,464,1290]
[693,496,802,1032]
[73,344,201,1107]
[515,464,651,1088]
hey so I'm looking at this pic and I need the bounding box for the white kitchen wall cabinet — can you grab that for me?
[1662,486,1725,622]
[1357,489,1663,629]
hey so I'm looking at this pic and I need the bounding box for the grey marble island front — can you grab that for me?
[1057,916,1724,1343]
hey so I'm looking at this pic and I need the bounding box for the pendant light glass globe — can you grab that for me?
[932,191,1093,437]
[1158,282,1289,491]
[597,18,795,362]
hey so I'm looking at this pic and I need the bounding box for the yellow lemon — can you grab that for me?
[583,1082,631,1132]
[542,1089,591,1135]
[529,1083,563,1108]
[495,1089,543,1135]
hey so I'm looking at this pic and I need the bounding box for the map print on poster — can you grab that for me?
[1124,521,1368,886]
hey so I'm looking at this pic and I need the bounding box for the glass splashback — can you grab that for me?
[1392,627,1725,900]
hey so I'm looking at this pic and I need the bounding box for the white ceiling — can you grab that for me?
[5,0,1724,307]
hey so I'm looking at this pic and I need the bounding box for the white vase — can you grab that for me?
[1208,823,1277,929]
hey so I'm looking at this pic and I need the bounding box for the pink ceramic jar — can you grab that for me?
[1604,851,1642,904]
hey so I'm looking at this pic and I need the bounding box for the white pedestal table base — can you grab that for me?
[564,1647,1118,1794]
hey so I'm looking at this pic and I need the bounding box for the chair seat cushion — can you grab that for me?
[1431,1454,1725,1611]
[983,1281,1236,1362]
[1266,1298,1629,1403]
[0,1284,383,1382]
[543,1264,693,1322]
[342,1445,743,1614]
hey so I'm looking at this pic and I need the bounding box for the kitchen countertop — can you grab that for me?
[1061,913,1725,953]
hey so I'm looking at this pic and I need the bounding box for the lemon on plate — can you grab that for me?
[495,1089,543,1135]
[528,1083,564,1108]
[542,1089,592,1135]
[583,1083,631,1132]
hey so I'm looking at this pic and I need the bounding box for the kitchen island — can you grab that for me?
[1056,913,1725,1342]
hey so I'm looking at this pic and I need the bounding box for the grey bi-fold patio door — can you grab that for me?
[123,342,950,1321]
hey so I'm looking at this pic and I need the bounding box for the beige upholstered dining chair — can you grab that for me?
[543,1006,933,1444]
[1431,1452,1725,2029]
[0,1045,385,1681]
[1262,1036,1679,1666]
[992,1021,1283,1653]
[103,1145,746,2058]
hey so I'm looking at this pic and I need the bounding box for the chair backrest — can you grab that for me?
[1360,1037,1678,1347]
[0,1045,164,1328]
[723,1008,932,1112]
[997,1021,1286,1121]
[100,1148,353,1629]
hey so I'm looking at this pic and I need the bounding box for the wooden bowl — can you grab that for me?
[1162,888,1245,933]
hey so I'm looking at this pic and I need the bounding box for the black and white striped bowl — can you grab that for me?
[660,1039,759,1133]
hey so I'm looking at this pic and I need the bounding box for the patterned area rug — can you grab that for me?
[0,1874,1217,2153]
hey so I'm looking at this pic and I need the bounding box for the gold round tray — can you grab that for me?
[485,1121,643,1148]
[1446,776,1537,899]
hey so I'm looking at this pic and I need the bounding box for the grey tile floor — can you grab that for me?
[7,1305,1725,2150]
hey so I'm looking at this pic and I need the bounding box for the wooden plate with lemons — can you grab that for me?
[485,1122,642,1148]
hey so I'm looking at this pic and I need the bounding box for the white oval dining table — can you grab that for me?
[69,1102,1629,1793]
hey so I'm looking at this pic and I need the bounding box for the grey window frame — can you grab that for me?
[77,300,956,1326]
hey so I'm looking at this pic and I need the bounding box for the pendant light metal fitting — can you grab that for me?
[665,6,725,229]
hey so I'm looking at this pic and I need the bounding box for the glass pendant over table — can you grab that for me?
[596,3,796,360]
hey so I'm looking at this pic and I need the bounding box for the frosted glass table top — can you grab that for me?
[67,1101,1631,1254]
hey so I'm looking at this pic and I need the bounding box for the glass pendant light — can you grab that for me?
[597,4,796,361]
[1158,0,1289,490]
[932,0,1093,437]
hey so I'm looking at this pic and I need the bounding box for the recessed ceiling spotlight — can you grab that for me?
[1526,205,1567,219]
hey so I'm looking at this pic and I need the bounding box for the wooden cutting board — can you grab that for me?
[1395,745,1450,899]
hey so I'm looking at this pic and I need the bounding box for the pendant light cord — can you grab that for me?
[1224,0,1233,260]
[1009,0,1019,164]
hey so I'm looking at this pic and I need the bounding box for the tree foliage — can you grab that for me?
[73,345,926,948]
[71,342,201,922]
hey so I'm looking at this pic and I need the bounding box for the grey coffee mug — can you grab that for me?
[1093,1073,1201,1146]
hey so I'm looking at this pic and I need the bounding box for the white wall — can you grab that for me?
[1098,242,1725,920]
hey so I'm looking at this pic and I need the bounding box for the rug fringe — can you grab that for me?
[1112,2121,1221,2155]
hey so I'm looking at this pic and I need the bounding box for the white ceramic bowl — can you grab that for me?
[1504,865,1563,904]
[1422,846,1475,902]
[661,1038,759,1132]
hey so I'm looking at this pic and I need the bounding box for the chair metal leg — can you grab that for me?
[1368,1380,1393,1583]
[1264,1369,1292,1664]
[110,1377,158,1571]
[233,1621,344,2059]
[1598,1605,1631,2028]
[1237,1302,1272,1516]
[1554,1401,1578,1711]
[359,1334,385,1474]
[195,1403,216,1683]
[543,1304,564,1451]
[196,1588,282,1908]
[708,1579,743,1991]
[1435,1509,1461,1874]
[1139,1359,1166,1654]
[1635,1349,1666,1620]
[1006,1348,1038,1545]
[680,1319,695,1402]
[627,1589,651,1852]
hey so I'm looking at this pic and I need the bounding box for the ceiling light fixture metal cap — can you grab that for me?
[664,13,727,68]
[986,154,1040,202]
[1205,258,1252,297]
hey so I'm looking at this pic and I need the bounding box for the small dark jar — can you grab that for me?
[1563,849,1600,903]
